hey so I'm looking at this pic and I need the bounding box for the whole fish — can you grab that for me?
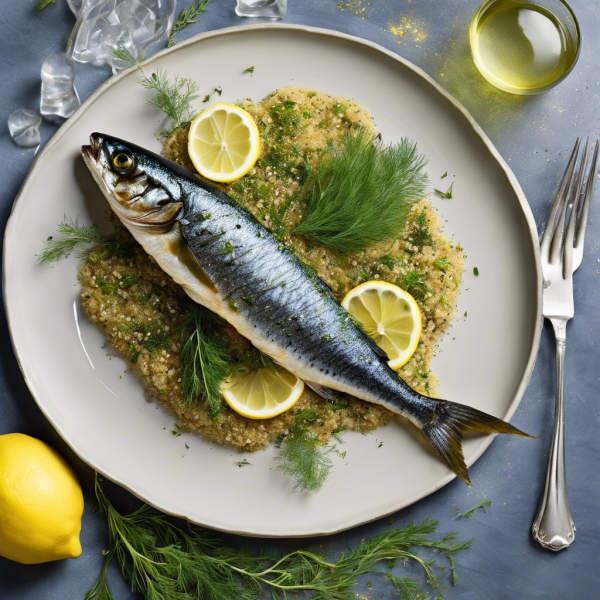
[82,133,532,484]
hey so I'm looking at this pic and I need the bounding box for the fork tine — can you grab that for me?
[574,139,599,251]
[563,138,589,277]
[541,138,580,261]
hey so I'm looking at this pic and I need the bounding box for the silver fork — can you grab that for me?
[532,138,599,551]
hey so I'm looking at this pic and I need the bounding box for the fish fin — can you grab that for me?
[421,401,536,485]
[305,382,337,401]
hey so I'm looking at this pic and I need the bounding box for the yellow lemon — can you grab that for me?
[221,367,304,419]
[0,433,84,564]
[187,103,260,183]
[342,281,422,370]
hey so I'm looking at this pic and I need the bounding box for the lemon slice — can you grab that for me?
[187,103,260,183]
[342,281,422,370]
[221,367,304,419]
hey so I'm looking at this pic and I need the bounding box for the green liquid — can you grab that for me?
[472,1,577,93]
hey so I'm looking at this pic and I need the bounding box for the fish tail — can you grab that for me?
[420,400,535,485]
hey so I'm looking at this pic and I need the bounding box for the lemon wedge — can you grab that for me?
[187,103,260,183]
[221,366,304,419]
[342,281,422,370]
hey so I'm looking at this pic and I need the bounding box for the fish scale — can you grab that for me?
[82,132,534,485]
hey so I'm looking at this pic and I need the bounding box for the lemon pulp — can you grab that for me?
[188,103,260,183]
[221,367,303,419]
[342,281,421,370]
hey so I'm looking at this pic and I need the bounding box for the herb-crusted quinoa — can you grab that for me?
[78,87,464,452]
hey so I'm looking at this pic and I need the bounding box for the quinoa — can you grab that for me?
[79,87,464,452]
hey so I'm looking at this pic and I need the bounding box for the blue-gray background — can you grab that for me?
[1,1,599,598]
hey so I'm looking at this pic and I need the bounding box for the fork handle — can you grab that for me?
[531,318,576,551]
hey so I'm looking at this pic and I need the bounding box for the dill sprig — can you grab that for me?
[276,409,335,492]
[112,48,199,136]
[87,473,471,600]
[36,217,116,265]
[177,303,233,411]
[294,129,429,253]
[168,0,212,47]
[35,0,55,11]
[459,499,491,519]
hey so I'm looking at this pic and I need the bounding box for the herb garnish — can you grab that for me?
[35,0,55,11]
[87,474,471,600]
[236,459,252,467]
[275,410,335,492]
[459,499,491,519]
[294,129,429,252]
[473,267,480,276]
[441,171,448,179]
[243,66,255,75]
[434,182,454,199]
[202,86,222,103]
[177,303,233,411]
[112,49,199,136]
[168,0,212,47]
[36,217,120,265]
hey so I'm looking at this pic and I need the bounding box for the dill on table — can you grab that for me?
[36,217,119,265]
[112,49,199,136]
[458,499,491,519]
[177,303,234,412]
[294,128,429,253]
[86,473,471,600]
[35,0,55,11]
[168,0,212,48]
[275,409,335,492]
[434,181,454,199]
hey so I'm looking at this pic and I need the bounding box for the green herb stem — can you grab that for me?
[168,0,212,47]
[88,473,471,600]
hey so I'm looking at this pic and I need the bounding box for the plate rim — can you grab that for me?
[3,23,543,538]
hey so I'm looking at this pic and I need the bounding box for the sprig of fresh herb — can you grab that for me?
[35,0,55,11]
[168,0,212,47]
[434,181,454,199]
[202,86,222,103]
[36,217,116,265]
[458,499,491,519]
[294,129,429,252]
[275,409,335,492]
[177,303,233,412]
[112,48,199,136]
[87,473,471,600]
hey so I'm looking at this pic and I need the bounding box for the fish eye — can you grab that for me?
[112,151,135,173]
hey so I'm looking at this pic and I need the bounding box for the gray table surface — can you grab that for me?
[1,1,599,598]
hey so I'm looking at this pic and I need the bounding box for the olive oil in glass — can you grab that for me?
[470,0,580,94]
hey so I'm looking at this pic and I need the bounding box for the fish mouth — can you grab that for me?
[81,132,102,167]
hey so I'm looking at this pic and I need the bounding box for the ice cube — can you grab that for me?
[71,0,175,75]
[8,108,42,149]
[40,54,81,118]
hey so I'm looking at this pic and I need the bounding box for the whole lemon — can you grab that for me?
[0,433,84,564]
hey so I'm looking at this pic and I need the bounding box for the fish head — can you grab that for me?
[81,132,184,233]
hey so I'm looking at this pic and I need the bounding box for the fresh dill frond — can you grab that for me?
[178,303,233,411]
[202,86,222,103]
[294,129,429,253]
[434,181,454,199]
[112,49,199,136]
[35,0,55,11]
[89,473,471,600]
[459,499,491,519]
[168,0,212,47]
[36,217,116,265]
[275,411,335,492]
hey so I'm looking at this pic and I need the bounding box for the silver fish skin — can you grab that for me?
[82,132,533,484]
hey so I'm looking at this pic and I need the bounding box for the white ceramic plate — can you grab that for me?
[4,24,542,537]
